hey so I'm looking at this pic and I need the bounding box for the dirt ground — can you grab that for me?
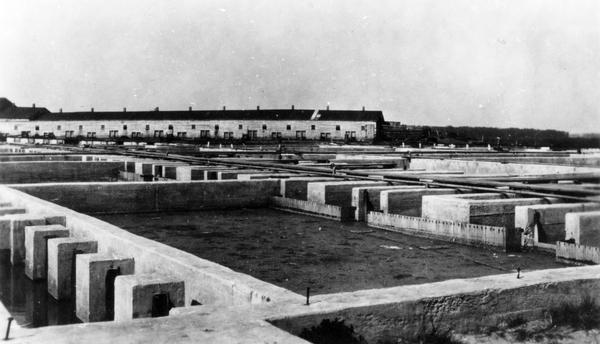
[96,208,569,295]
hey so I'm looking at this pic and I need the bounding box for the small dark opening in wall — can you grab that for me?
[105,267,121,320]
[151,293,172,317]
[191,299,202,306]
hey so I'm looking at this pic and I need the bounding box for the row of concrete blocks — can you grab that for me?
[0,205,185,323]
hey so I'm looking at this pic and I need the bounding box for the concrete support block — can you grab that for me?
[175,166,191,181]
[76,254,135,322]
[307,181,388,207]
[352,185,424,221]
[7,215,46,264]
[24,224,70,280]
[113,274,185,322]
[565,211,600,246]
[134,162,153,176]
[0,207,27,216]
[47,238,98,300]
[381,188,458,216]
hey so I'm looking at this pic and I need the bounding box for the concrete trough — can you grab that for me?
[352,185,426,221]
[24,224,70,280]
[47,238,98,300]
[7,215,47,264]
[279,177,337,200]
[380,188,461,216]
[307,181,388,207]
[76,253,135,322]
[565,211,600,246]
[113,274,185,322]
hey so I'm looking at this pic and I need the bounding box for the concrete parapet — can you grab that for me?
[556,241,600,265]
[47,238,98,299]
[307,181,387,207]
[565,211,600,246]
[76,253,135,322]
[352,185,424,221]
[279,177,337,200]
[271,196,355,221]
[515,203,600,245]
[113,274,184,322]
[24,224,70,279]
[380,188,458,216]
[367,212,508,248]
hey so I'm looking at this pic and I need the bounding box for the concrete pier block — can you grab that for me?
[515,203,600,244]
[175,166,191,181]
[565,211,600,246]
[352,185,424,221]
[76,254,135,322]
[113,274,185,322]
[47,238,98,300]
[0,207,27,216]
[307,181,388,207]
[24,224,70,280]
[6,215,46,264]
[380,188,459,216]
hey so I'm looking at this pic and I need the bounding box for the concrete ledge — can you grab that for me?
[271,196,355,221]
[76,253,135,322]
[114,274,185,322]
[367,212,508,248]
[47,238,98,299]
[24,224,70,279]
[556,241,600,265]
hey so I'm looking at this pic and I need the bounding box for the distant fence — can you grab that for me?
[270,196,355,221]
[556,241,600,265]
[367,212,510,249]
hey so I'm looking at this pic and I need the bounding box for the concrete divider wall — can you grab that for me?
[556,241,600,264]
[380,188,458,216]
[271,196,355,221]
[410,158,600,174]
[367,212,507,248]
[0,161,122,183]
[11,180,281,214]
[565,211,600,246]
[515,203,600,245]
[272,266,600,343]
[351,185,424,221]
[307,181,388,207]
[279,177,337,200]
[0,185,301,308]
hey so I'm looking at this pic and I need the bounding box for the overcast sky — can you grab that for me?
[1,0,598,132]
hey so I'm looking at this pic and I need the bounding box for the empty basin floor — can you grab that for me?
[95,208,567,295]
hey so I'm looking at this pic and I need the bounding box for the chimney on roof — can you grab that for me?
[326,105,330,111]
[257,105,260,111]
[291,105,295,110]
[123,107,127,112]
[223,106,226,111]
[155,107,159,112]
[91,107,94,112]
[32,103,36,109]
[362,106,365,112]
[189,106,192,111]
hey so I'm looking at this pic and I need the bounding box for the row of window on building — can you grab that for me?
[21,124,368,132]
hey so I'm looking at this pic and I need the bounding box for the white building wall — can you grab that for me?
[0,119,377,141]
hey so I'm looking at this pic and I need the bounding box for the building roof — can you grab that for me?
[0,98,50,120]
[34,109,384,122]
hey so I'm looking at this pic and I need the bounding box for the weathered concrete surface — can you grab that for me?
[422,194,560,230]
[565,211,600,246]
[410,158,600,174]
[380,188,459,216]
[307,181,388,207]
[47,238,98,299]
[0,161,122,183]
[515,203,600,245]
[8,214,46,264]
[352,185,424,221]
[113,274,185,322]
[271,196,355,221]
[24,224,70,279]
[279,177,337,200]
[556,241,600,264]
[12,180,282,214]
[76,253,135,322]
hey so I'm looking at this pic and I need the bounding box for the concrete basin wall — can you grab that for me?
[0,161,123,183]
[0,185,301,308]
[380,188,457,216]
[306,181,388,207]
[11,180,281,214]
[410,158,600,174]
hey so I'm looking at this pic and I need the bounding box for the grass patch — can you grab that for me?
[549,294,600,330]
[299,318,367,344]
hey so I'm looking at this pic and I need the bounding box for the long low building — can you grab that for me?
[0,98,383,142]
